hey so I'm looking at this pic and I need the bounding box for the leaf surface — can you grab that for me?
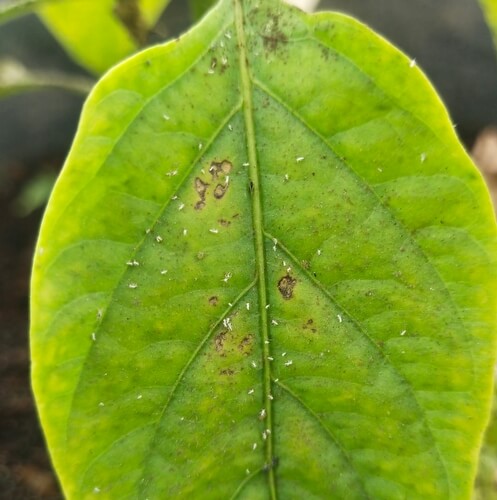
[31,0,497,498]
[38,0,171,74]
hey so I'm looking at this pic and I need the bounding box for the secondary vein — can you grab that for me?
[234,1,277,498]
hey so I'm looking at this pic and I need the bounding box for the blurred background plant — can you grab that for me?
[0,0,496,497]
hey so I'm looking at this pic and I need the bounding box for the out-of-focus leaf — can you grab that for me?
[38,0,172,74]
[0,0,47,25]
[188,0,217,21]
[12,171,58,216]
[480,0,497,52]
[0,58,94,97]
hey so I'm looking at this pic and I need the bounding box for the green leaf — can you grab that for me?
[38,0,172,74]
[188,0,217,21]
[480,0,497,52]
[31,0,497,497]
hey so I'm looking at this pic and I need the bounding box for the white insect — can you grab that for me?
[296,156,305,163]
[223,272,232,282]
[285,360,293,367]
[223,317,233,331]
[156,236,163,243]
[128,283,138,289]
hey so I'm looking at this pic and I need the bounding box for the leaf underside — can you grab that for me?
[38,0,171,74]
[31,0,497,498]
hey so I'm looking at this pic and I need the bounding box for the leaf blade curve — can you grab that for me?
[31,0,497,498]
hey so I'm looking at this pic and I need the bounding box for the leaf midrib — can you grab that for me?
[234,0,277,498]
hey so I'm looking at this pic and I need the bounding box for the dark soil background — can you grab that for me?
[0,0,496,498]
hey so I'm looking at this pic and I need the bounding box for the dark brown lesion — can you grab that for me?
[208,296,218,306]
[209,160,232,180]
[278,275,297,300]
[238,334,254,355]
[113,0,148,46]
[194,177,209,210]
[214,184,228,199]
[215,331,227,353]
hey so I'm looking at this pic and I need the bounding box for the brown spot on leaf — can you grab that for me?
[278,275,297,300]
[215,331,227,352]
[209,296,218,306]
[301,260,310,270]
[219,219,231,227]
[220,368,235,376]
[194,177,209,210]
[209,160,232,179]
[238,334,253,355]
[214,184,228,199]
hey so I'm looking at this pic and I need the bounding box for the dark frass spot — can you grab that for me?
[278,275,297,300]
[303,319,317,333]
[209,296,218,306]
[261,14,288,52]
[220,368,234,376]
